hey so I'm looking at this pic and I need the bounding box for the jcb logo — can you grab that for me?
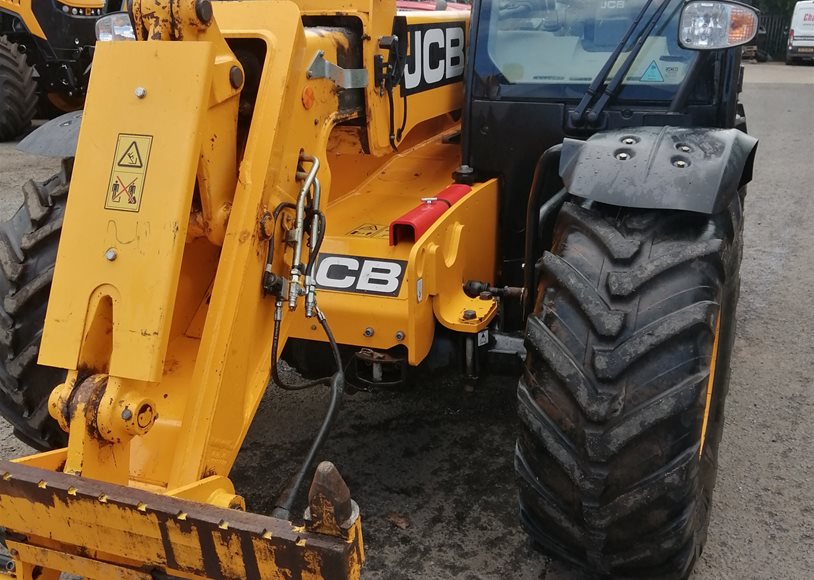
[315,254,407,297]
[601,0,625,7]
[402,22,466,96]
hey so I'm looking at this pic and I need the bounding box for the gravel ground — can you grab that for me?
[0,62,812,579]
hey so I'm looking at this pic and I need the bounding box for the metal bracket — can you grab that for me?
[307,50,368,90]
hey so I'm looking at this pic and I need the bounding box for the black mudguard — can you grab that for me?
[559,126,758,214]
[17,111,82,158]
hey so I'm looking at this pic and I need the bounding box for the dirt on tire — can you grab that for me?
[0,163,70,450]
[0,35,37,142]
[517,198,743,579]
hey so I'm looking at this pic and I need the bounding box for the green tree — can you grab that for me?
[753,0,797,17]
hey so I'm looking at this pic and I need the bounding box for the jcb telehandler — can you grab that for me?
[0,0,759,578]
[0,0,119,141]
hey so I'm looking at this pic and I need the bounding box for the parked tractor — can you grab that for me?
[0,0,119,141]
[0,0,759,578]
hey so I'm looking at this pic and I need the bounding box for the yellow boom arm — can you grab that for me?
[0,0,491,577]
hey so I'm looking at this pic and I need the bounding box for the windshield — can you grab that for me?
[480,0,697,100]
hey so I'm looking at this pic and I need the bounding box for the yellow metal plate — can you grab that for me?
[39,42,214,383]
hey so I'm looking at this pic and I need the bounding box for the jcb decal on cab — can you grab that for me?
[315,254,407,297]
[402,22,466,96]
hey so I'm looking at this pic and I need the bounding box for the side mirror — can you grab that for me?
[679,0,760,50]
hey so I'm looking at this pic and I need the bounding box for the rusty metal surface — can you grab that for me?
[0,460,363,579]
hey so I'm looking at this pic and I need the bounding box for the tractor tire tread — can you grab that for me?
[0,163,70,450]
[0,35,37,142]
[517,198,742,579]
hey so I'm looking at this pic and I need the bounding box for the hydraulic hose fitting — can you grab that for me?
[288,154,321,311]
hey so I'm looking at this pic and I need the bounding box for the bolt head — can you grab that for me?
[105,248,118,261]
[616,152,630,161]
[463,309,477,320]
[196,0,213,24]
[363,327,374,337]
[229,65,244,90]
[673,159,688,168]
[136,404,154,429]
[134,87,146,99]
[395,331,405,341]
[622,137,636,145]
[121,408,133,421]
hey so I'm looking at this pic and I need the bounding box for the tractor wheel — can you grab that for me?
[516,197,743,579]
[0,163,70,450]
[38,91,84,120]
[0,35,37,142]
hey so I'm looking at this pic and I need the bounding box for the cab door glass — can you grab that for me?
[484,0,697,99]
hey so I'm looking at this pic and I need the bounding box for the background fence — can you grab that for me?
[756,13,791,61]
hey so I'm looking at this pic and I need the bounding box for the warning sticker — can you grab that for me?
[347,223,389,239]
[640,60,664,83]
[105,134,152,212]
[663,65,680,82]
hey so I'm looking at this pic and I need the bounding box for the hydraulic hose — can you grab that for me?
[271,307,344,520]
[269,300,331,391]
[522,144,563,318]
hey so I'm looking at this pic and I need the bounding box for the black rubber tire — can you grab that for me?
[0,35,37,142]
[516,197,743,579]
[0,162,71,450]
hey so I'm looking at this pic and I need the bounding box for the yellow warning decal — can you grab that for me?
[105,134,153,212]
[347,223,389,239]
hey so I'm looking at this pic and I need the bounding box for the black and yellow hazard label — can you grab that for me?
[347,223,389,239]
[105,134,152,212]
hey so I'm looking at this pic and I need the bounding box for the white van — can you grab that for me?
[787,0,814,64]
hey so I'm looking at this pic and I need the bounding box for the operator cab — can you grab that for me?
[460,0,748,321]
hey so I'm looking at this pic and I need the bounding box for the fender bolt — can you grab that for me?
[134,87,146,99]
[395,331,405,341]
[364,327,374,337]
[121,408,133,421]
[105,248,118,261]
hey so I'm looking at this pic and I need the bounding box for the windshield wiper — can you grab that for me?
[571,0,674,126]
